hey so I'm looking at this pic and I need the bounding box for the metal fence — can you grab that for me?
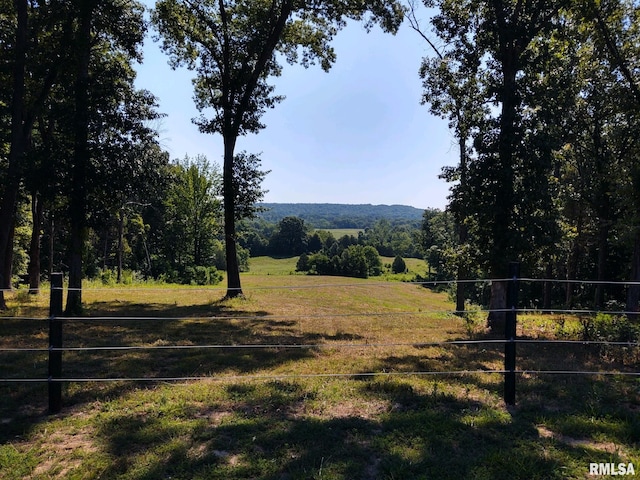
[1,266,639,414]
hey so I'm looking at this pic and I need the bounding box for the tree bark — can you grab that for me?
[0,0,28,310]
[487,280,507,334]
[28,191,43,293]
[486,0,520,332]
[48,215,55,278]
[594,222,609,310]
[542,262,553,310]
[455,136,468,314]
[117,208,124,283]
[223,134,242,298]
[65,0,93,315]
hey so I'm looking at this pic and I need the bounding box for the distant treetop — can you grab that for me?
[258,203,437,229]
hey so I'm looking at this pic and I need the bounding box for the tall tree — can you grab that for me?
[421,0,567,330]
[64,0,149,313]
[0,0,27,309]
[0,0,80,308]
[152,0,404,297]
[408,1,487,313]
[65,0,95,314]
[164,155,222,269]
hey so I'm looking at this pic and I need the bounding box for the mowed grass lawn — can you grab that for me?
[1,259,639,479]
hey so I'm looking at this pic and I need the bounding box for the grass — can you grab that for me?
[1,260,639,479]
[245,255,428,280]
[246,256,300,276]
[322,228,364,238]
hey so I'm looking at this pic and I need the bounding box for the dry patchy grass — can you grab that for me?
[1,272,639,480]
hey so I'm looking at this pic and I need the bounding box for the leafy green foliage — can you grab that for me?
[152,0,403,296]
[160,155,224,278]
[297,243,382,278]
[269,216,309,255]
[258,203,425,228]
[231,151,270,221]
[391,255,406,274]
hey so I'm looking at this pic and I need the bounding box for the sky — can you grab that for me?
[133,5,456,210]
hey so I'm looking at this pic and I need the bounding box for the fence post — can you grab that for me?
[504,262,520,405]
[48,273,63,414]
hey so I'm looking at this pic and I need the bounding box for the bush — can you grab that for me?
[580,313,640,363]
[308,253,333,275]
[392,255,407,274]
[99,269,117,286]
[296,253,310,272]
[580,313,640,343]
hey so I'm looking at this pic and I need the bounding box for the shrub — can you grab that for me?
[580,313,640,363]
[392,255,407,274]
[100,269,117,286]
[296,253,310,272]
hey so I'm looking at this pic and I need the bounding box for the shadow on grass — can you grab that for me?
[0,299,359,446]
[2,303,639,479]
[86,376,638,480]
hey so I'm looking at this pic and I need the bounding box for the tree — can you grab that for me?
[48,0,149,313]
[0,0,159,312]
[420,0,568,330]
[231,151,270,221]
[270,216,308,255]
[408,2,487,313]
[152,0,404,297]
[164,155,222,271]
[392,255,406,274]
[0,0,28,309]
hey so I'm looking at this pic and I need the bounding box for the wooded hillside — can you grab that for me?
[257,203,428,228]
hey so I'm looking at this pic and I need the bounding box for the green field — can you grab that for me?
[246,255,300,275]
[1,266,638,479]
[322,228,364,238]
[246,255,428,278]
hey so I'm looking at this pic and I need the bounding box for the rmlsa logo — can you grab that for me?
[589,463,636,476]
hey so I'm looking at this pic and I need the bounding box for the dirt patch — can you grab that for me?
[26,427,98,479]
[536,425,623,454]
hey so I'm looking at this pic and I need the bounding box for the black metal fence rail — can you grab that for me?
[1,268,639,414]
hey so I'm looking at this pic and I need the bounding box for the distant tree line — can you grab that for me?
[257,203,425,229]
[239,215,425,260]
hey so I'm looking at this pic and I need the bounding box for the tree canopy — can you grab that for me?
[152,0,404,297]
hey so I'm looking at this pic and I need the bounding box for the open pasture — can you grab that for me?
[0,272,639,479]
[322,228,364,238]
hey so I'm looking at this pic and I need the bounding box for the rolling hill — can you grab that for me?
[257,203,431,229]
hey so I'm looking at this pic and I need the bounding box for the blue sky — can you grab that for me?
[133,6,455,210]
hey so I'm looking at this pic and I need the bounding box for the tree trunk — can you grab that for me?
[223,135,242,298]
[456,269,466,313]
[28,191,43,293]
[65,0,93,315]
[103,226,109,270]
[455,136,468,314]
[3,222,16,293]
[542,262,553,310]
[487,280,507,334]
[48,215,55,278]
[117,208,124,283]
[486,65,517,330]
[0,0,28,310]
[594,221,609,310]
[565,209,583,308]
